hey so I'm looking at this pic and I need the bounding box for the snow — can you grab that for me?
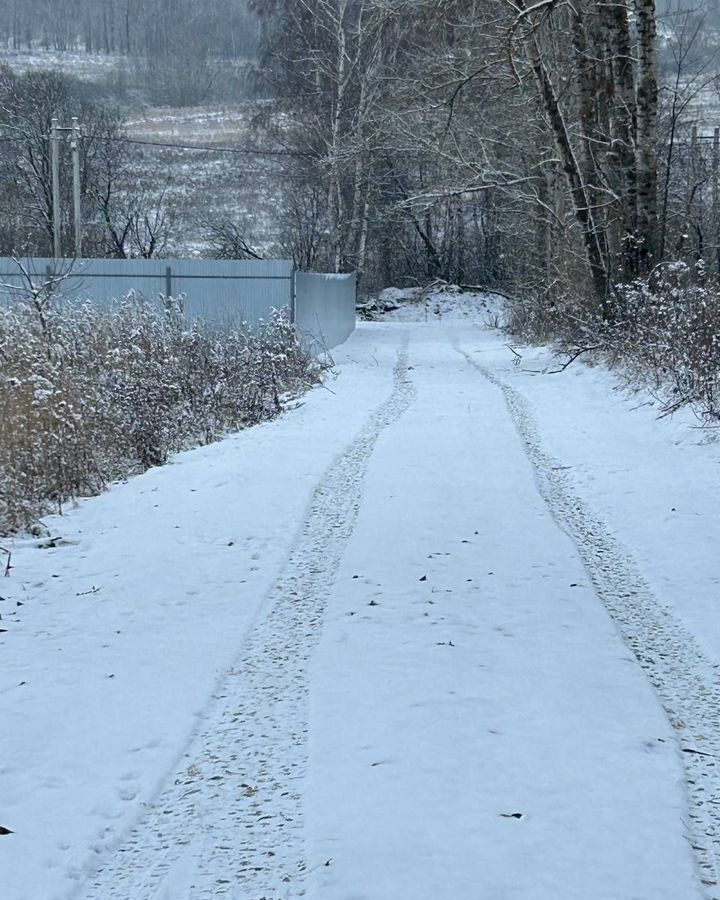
[0,329,398,899]
[373,285,504,324]
[1,290,717,899]
[493,344,720,662]
[307,326,697,900]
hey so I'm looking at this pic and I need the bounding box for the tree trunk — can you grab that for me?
[600,1,638,279]
[524,31,609,298]
[635,0,658,271]
[327,0,349,272]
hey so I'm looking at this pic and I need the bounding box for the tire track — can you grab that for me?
[75,335,416,900]
[455,337,720,898]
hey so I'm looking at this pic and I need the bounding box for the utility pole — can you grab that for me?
[713,127,719,276]
[71,117,82,258]
[49,117,84,259]
[51,117,61,258]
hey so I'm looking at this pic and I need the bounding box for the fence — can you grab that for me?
[294,272,356,353]
[0,257,356,350]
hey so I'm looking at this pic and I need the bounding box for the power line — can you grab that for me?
[0,130,316,178]
[1,131,315,157]
[99,135,314,158]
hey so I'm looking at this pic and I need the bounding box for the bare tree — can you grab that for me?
[197,214,263,260]
[0,68,126,256]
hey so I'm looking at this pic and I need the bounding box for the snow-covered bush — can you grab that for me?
[507,262,720,422]
[0,296,321,533]
[604,265,720,419]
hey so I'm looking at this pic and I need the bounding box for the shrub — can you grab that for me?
[604,264,720,419]
[505,262,720,423]
[0,295,322,533]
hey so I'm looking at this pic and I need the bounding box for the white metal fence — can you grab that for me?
[0,257,356,349]
[294,271,356,353]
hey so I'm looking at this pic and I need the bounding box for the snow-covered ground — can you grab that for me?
[2,292,720,898]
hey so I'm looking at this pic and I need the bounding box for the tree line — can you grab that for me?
[0,0,259,58]
[0,0,261,104]
[253,0,720,308]
[0,65,176,258]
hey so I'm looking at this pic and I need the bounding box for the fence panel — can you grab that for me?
[171,259,293,327]
[0,258,176,313]
[0,258,356,348]
[294,271,356,352]
[0,258,293,328]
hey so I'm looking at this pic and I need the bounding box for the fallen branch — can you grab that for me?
[547,345,602,374]
[466,286,516,304]
[506,344,523,366]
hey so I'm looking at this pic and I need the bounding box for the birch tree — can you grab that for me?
[509,0,659,296]
[253,0,399,278]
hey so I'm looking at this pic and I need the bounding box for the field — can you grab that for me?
[0,47,287,258]
[123,103,288,257]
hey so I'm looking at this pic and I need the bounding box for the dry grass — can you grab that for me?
[0,295,322,533]
[120,102,286,258]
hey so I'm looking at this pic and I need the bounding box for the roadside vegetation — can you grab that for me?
[506,264,720,423]
[0,289,321,533]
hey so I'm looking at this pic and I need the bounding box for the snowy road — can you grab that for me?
[2,300,719,899]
